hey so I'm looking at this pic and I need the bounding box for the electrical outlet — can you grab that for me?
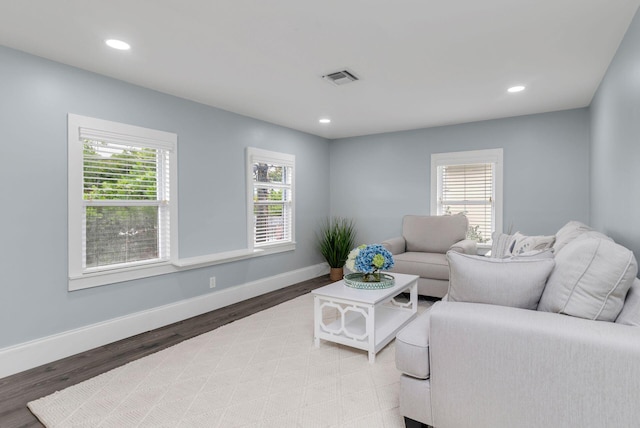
[209,276,216,288]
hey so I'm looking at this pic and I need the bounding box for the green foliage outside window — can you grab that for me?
[83,143,157,200]
[83,142,161,268]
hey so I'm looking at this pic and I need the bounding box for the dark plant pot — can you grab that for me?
[329,267,344,281]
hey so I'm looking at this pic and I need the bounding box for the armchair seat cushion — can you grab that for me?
[396,307,433,379]
[390,252,449,281]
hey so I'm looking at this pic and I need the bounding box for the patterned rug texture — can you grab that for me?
[28,292,430,427]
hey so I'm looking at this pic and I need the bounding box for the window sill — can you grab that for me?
[69,262,179,291]
[174,242,295,268]
[68,243,296,291]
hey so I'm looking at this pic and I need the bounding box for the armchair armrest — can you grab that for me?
[428,301,640,428]
[448,238,477,254]
[382,236,406,255]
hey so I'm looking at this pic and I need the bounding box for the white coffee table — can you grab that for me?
[312,272,419,363]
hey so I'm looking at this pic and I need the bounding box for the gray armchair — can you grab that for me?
[382,215,477,297]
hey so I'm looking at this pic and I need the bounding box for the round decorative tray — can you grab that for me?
[344,273,395,289]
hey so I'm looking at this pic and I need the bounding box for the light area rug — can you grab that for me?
[28,293,431,428]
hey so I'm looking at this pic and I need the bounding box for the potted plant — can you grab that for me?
[317,217,357,281]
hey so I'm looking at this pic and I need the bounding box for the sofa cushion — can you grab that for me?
[553,220,592,254]
[538,237,637,321]
[616,278,640,326]
[447,251,555,310]
[396,307,433,379]
[403,214,468,253]
[390,252,449,280]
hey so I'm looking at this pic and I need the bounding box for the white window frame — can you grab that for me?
[68,114,178,290]
[430,148,503,246]
[246,147,295,252]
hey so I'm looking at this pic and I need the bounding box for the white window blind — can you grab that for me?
[81,135,171,269]
[439,163,494,243]
[431,149,503,244]
[68,114,178,290]
[247,148,295,248]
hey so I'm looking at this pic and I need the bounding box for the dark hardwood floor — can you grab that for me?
[0,276,332,428]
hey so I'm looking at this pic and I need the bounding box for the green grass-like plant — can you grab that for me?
[317,217,357,268]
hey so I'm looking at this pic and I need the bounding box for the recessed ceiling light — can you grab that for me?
[105,39,131,50]
[508,85,526,93]
[319,118,331,124]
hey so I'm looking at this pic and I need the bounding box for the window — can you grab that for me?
[68,114,178,290]
[431,149,503,245]
[246,148,295,250]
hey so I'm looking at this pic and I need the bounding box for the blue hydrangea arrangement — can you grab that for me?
[345,244,394,282]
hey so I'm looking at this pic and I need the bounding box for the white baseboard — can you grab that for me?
[0,263,329,379]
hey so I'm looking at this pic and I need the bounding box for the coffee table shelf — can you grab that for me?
[312,273,418,363]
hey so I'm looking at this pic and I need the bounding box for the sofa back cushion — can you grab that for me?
[553,220,592,254]
[447,251,555,310]
[538,237,637,321]
[403,214,468,253]
[616,278,640,326]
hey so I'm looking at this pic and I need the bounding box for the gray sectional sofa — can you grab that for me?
[382,215,477,298]
[395,221,640,428]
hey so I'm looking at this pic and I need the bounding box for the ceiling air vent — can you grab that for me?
[322,70,359,86]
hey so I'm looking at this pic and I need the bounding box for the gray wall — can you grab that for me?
[0,46,330,349]
[1,29,620,350]
[590,7,640,261]
[330,109,591,244]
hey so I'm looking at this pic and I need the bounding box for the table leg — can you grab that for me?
[367,304,375,363]
[313,296,320,348]
[410,281,418,313]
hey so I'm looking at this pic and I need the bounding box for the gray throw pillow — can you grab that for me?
[538,237,637,321]
[447,251,555,310]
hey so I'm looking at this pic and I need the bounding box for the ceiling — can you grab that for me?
[1,0,639,139]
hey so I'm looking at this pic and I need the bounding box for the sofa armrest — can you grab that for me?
[448,238,477,254]
[428,301,640,428]
[382,236,406,255]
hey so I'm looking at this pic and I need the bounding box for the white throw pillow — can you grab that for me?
[538,237,637,321]
[511,234,556,255]
[447,251,555,310]
[490,232,516,258]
